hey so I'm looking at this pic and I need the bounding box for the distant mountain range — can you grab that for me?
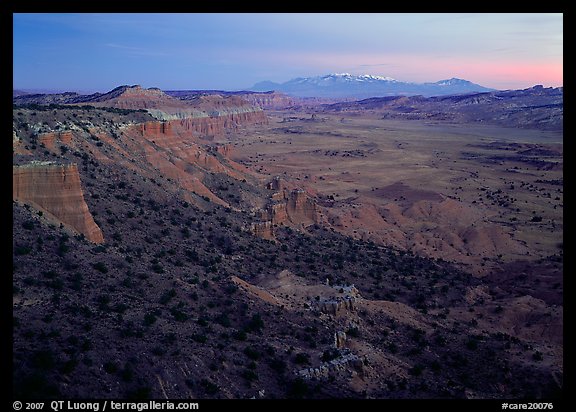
[250,73,495,98]
[322,85,563,131]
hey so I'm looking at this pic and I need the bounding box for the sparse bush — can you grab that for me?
[242,369,258,382]
[294,352,310,365]
[409,364,424,376]
[269,358,286,373]
[143,312,157,326]
[287,378,309,399]
[245,313,264,333]
[14,244,32,256]
[192,334,207,343]
[170,306,189,322]
[243,346,261,360]
[346,327,360,338]
[93,262,108,273]
[151,263,164,274]
[215,313,231,327]
[21,220,35,230]
[532,351,543,361]
[31,349,56,371]
[159,288,176,305]
[321,348,340,362]
[200,379,219,395]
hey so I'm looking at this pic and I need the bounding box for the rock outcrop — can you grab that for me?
[334,331,347,349]
[13,162,104,243]
[86,86,269,136]
[286,189,317,225]
[250,221,274,240]
[237,91,295,110]
[297,350,364,380]
[37,131,74,151]
[172,109,267,136]
[252,177,320,240]
[318,296,356,315]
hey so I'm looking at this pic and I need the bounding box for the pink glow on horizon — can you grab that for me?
[403,58,563,90]
[249,50,563,90]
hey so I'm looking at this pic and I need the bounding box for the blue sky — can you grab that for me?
[13,13,563,93]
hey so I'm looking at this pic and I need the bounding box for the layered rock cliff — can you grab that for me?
[37,131,74,151]
[13,162,104,243]
[252,177,319,239]
[87,86,269,135]
[171,109,267,136]
[236,91,295,110]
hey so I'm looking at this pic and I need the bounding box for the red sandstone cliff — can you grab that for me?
[174,110,268,136]
[13,162,104,243]
[251,221,274,241]
[84,85,268,136]
[37,131,74,151]
[252,177,320,239]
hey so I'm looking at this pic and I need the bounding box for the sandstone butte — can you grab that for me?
[13,162,104,243]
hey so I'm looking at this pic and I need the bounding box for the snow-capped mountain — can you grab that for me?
[251,74,494,98]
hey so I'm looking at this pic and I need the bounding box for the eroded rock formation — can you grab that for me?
[238,91,296,110]
[13,162,104,243]
[172,109,267,136]
[252,177,320,240]
[37,131,74,151]
[297,351,364,380]
[251,221,274,240]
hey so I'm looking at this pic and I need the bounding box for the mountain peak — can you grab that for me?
[434,78,473,86]
[251,74,494,98]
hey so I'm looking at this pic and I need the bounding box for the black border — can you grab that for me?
[7,4,568,409]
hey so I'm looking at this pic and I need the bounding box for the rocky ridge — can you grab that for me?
[324,85,563,131]
[13,85,269,136]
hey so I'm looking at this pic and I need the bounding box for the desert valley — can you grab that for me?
[12,79,563,400]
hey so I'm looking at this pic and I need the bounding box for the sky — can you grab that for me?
[13,13,563,93]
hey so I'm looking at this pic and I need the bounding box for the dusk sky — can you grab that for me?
[13,13,563,93]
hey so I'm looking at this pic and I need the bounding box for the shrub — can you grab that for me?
[294,352,310,365]
[192,334,207,343]
[159,289,176,305]
[245,313,264,333]
[269,358,286,373]
[242,369,258,382]
[21,220,35,230]
[409,364,424,376]
[93,262,108,273]
[200,379,219,395]
[287,378,309,399]
[170,306,189,322]
[243,346,261,360]
[31,350,56,371]
[14,244,32,256]
[143,312,157,326]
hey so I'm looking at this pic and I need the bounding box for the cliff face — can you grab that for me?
[238,92,295,110]
[286,189,317,225]
[251,221,274,240]
[37,131,74,151]
[13,162,104,243]
[173,110,268,136]
[253,177,319,239]
[136,120,248,180]
[86,85,269,135]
